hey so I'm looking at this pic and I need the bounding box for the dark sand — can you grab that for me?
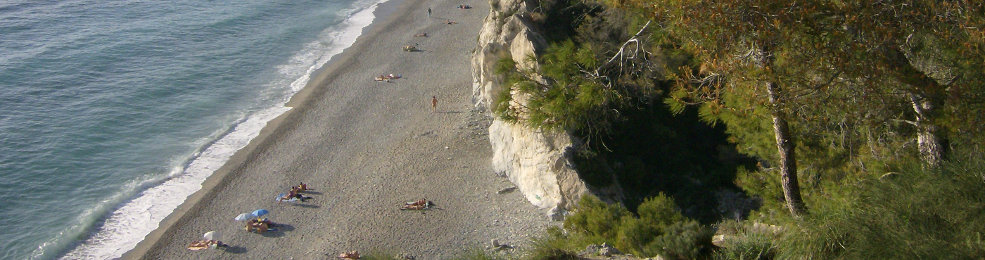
[124,0,551,258]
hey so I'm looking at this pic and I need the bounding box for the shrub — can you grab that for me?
[552,195,715,258]
[775,156,985,259]
[455,247,504,260]
[361,249,399,260]
[528,227,583,260]
[615,194,682,254]
[615,216,660,254]
[527,246,580,260]
[712,230,776,260]
[563,195,632,240]
[646,220,715,259]
[637,195,685,226]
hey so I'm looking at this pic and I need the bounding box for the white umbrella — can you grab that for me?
[234,213,252,221]
[203,230,221,241]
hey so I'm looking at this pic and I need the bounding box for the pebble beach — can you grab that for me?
[123,0,553,258]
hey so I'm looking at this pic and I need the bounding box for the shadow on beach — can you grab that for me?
[221,246,248,254]
[289,203,320,209]
[260,223,296,238]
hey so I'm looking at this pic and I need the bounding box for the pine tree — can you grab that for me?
[649,1,845,216]
[823,1,985,168]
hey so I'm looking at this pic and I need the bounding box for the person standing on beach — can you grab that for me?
[427,8,431,18]
[431,96,438,113]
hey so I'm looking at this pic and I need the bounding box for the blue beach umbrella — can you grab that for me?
[251,209,269,217]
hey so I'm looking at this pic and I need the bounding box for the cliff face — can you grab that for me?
[471,0,588,219]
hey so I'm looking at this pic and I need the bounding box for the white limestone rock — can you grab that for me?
[471,0,589,214]
[488,120,587,210]
[510,27,546,72]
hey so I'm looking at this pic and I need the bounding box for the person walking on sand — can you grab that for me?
[427,8,431,18]
[431,96,438,113]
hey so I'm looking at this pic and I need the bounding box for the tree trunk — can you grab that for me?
[885,47,948,168]
[759,46,806,216]
[910,93,946,168]
[767,81,808,217]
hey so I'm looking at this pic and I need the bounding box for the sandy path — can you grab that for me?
[125,0,551,259]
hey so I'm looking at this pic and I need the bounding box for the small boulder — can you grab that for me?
[580,244,601,256]
[712,234,728,247]
[547,207,565,221]
[599,243,621,256]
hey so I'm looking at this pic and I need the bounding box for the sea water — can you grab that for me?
[0,0,383,259]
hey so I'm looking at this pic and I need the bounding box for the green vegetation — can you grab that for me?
[712,221,777,260]
[773,156,985,259]
[364,247,507,260]
[455,248,506,260]
[533,195,713,258]
[360,250,399,260]
[489,0,985,259]
[493,0,748,223]
[528,155,985,260]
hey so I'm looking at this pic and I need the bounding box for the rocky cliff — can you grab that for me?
[471,0,589,219]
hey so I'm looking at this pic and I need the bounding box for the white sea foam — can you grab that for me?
[276,0,379,95]
[54,1,384,259]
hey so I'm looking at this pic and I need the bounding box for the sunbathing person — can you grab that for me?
[251,221,269,233]
[290,189,305,200]
[259,222,270,233]
[414,32,428,37]
[277,192,294,202]
[291,185,306,195]
[445,19,457,24]
[246,219,273,233]
[190,240,209,248]
[188,239,226,250]
[377,74,400,82]
[277,189,308,202]
[245,219,257,232]
[401,199,432,210]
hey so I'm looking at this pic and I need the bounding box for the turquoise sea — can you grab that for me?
[0,0,382,258]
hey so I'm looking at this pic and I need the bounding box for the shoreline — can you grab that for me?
[122,0,404,258]
[124,0,552,258]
